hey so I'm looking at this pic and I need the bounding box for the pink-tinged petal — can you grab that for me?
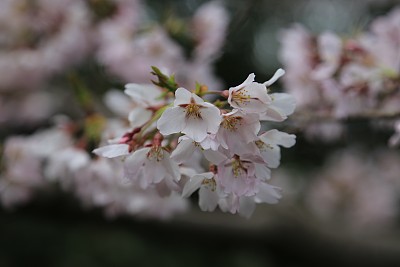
[182,173,210,197]
[239,196,256,218]
[171,138,196,164]
[157,106,186,135]
[162,151,181,182]
[124,147,149,178]
[203,149,227,165]
[237,113,261,143]
[182,117,208,142]
[174,88,193,106]
[254,183,282,204]
[263,68,285,87]
[259,129,296,148]
[144,161,165,184]
[128,107,152,128]
[255,163,271,180]
[92,144,130,158]
[199,186,219,211]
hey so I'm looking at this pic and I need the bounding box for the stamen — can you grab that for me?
[222,116,242,131]
[201,177,217,191]
[185,103,202,119]
[179,97,202,119]
[147,146,164,162]
[231,157,247,178]
[232,88,251,105]
[255,140,273,150]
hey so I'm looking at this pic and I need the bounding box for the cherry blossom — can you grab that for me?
[157,88,221,142]
[182,172,224,212]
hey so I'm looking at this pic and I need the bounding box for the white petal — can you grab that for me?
[259,108,286,122]
[191,93,205,105]
[128,107,152,128]
[199,186,219,211]
[259,129,296,148]
[179,166,198,178]
[260,145,281,168]
[92,144,130,158]
[243,82,271,104]
[254,183,282,204]
[174,88,193,106]
[201,103,222,134]
[104,90,131,117]
[124,83,163,106]
[255,163,271,180]
[171,138,196,164]
[271,93,296,115]
[124,148,149,178]
[182,173,210,197]
[263,68,285,87]
[144,161,165,184]
[157,106,186,135]
[182,117,208,142]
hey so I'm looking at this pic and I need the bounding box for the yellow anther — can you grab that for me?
[185,103,202,119]
[222,116,242,131]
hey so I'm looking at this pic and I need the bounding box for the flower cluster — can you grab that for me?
[0,118,188,219]
[94,69,296,217]
[279,7,400,141]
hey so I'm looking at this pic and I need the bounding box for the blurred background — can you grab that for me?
[1,0,400,266]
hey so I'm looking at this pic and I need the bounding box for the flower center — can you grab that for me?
[232,88,251,105]
[185,103,202,119]
[231,158,247,178]
[179,97,203,119]
[201,177,217,191]
[147,146,164,162]
[221,116,242,131]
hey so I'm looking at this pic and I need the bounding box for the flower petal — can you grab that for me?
[263,68,285,87]
[254,183,282,204]
[259,129,296,148]
[92,144,130,158]
[171,138,196,164]
[128,107,152,128]
[157,106,186,135]
[174,88,193,106]
[182,173,211,197]
[182,117,208,142]
[199,186,219,211]
[201,102,221,134]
